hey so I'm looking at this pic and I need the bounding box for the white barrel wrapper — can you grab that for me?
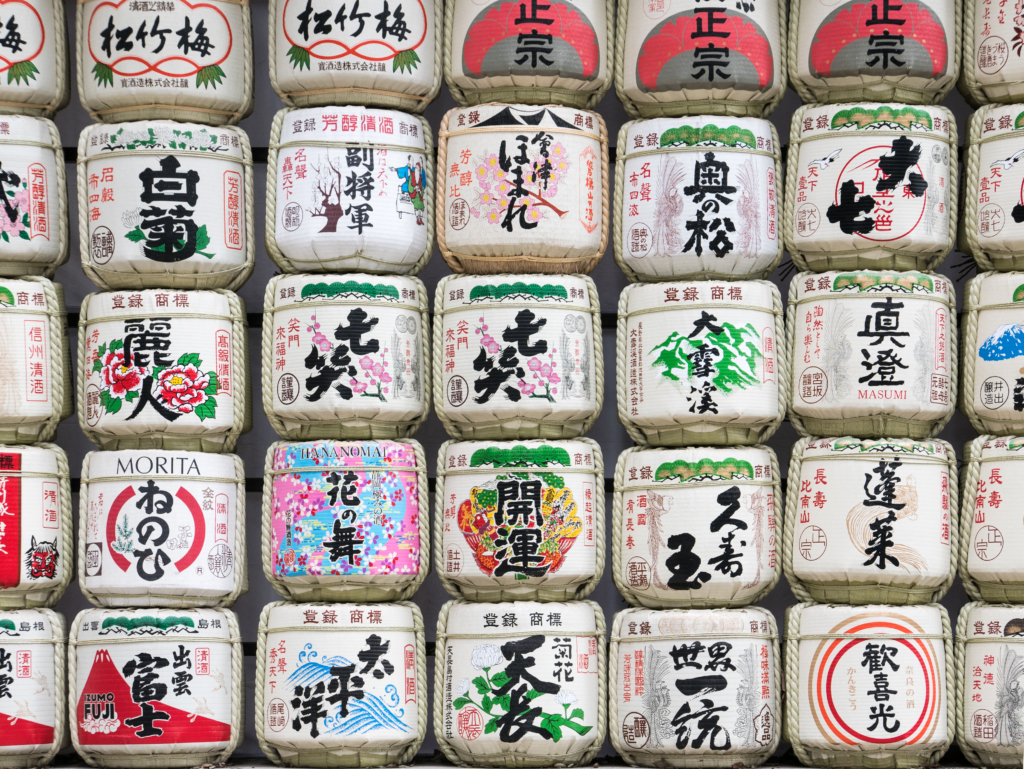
[609,607,780,768]
[263,274,429,440]
[613,446,780,608]
[0,0,69,118]
[614,117,782,281]
[0,444,70,609]
[617,280,785,447]
[437,104,608,275]
[435,600,606,767]
[787,270,956,439]
[77,0,253,125]
[0,608,65,767]
[78,289,251,452]
[78,122,253,291]
[444,0,612,109]
[785,437,956,605]
[267,107,433,275]
[788,0,957,104]
[270,0,441,113]
[615,0,786,117]
[962,0,1024,105]
[0,117,67,278]
[785,104,956,272]
[785,602,952,768]
[955,602,1024,768]
[70,607,242,768]
[256,601,426,767]
[434,274,601,440]
[79,450,246,608]
[436,439,604,602]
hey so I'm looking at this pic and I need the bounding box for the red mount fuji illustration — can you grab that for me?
[636,10,773,92]
[76,649,229,745]
[0,714,53,747]
[462,0,600,78]
[809,0,947,77]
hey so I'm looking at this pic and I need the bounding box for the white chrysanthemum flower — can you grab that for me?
[121,208,142,229]
[556,689,579,707]
[471,643,503,670]
[455,678,471,697]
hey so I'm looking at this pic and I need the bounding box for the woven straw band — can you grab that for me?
[89,103,247,120]
[0,139,60,149]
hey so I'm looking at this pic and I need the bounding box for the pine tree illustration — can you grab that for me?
[112,514,134,554]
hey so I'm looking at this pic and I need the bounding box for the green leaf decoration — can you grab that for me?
[194,398,217,422]
[125,390,138,403]
[99,390,122,414]
[97,342,107,356]
[18,230,28,240]
[204,371,219,396]
[177,352,202,368]
[195,224,211,252]
[92,62,114,88]
[0,619,15,631]
[541,713,564,742]
[92,359,102,373]
[659,123,756,149]
[490,671,511,688]
[473,676,490,695]
[0,287,14,306]
[481,694,492,711]
[484,718,499,735]
[125,226,146,243]
[468,282,569,302]
[650,322,763,394]
[196,64,225,89]
[393,49,420,73]
[452,696,471,710]
[470,444,571,468]
[7,60,39,86]
[655,457,756,481]
[152,366,166,380]
[109,339,124,351]
[300,280,401,301]
[570,708,585,721]
[287,45,311,71]
[2,231,10,243]
[525,689,543,700]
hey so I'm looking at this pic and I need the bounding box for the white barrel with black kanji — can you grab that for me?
[434,599,606,767]
[784,104,957,272]
[270,0,441,113]
[263,274,430,440]
[787,271,957,439]
[617,280,786,447]
[784,436,957,605]
[76,0,253,125]
[609,607,780,768]
[436,439,604,602]
[77,289,251,452]
[79,450,247,608]
[614,117,783,281]
[0,608,66,767]
[960,0,1023,105]
[0,0,69,118]
[255,601,426,767]
[784,602,953,768]
[70,607,242,768]
[267,107,433,275]
[0,444,71,609]
[78,122,253,291]
[612,445,780,608]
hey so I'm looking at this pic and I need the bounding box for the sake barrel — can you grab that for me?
[256,601,426,767]
[270,0,441,113]
[609,607,780,767]
[0,444,71,610]
[437,104,608,275]
[263,274,430,440]
[0,609,66,767]
[788,0,957,104]
[612,445,780,608]
[79,450,247,608]
[784,436,957,605]
[784,103,957,272]
[70,608,242,768]
[436,439,604,602]
[958,436,1024,603]
[77,289,251,452]
[267,107,433,275]
[614,117,783,282]
[954,602,1024,767]
[787,271,956,439]
[617,280,785,447]
[0,117,68,278]
[78,122,254,291]
[0,0,69,118]
[0,277,71,444]
[615,0,786,118]
[444,0,612,109]
[434,274,602,440]
[784,602,953,768]
[263,439,428,602]
[77,0,253,125]
[435,599,606,767]
[961,0,1024,105]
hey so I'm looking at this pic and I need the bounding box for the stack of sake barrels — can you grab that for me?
[67,0,256,763]
[0,3,75,766]
[779,2,963,763]
[953,16,1024,765]
[252,0,445,763]
[426,4,613,763]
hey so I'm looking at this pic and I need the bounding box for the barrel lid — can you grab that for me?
[85,289,233,320]
[0,115,57,147]
[619,446,774,489]
[622,117,774,159]
[85,449,238,481]
[441,274,593,311]
[795,104,953,141]
[0,444,61,474]
[800,437,948,460]
[624,280,776,315]
[791,271,954,304]
[83,122,247,162]
[615,606,774,642]
[0,608,55,640]
[442,440,597,474]
[445,104,602,142]
[76,608,232,641]
[270,440,420,471]
[444,601,597,635]
[267,602,416,632]
[271,274,423,311]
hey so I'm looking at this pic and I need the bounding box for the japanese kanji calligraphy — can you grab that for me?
[0,0,64,115]
[0,609,60,761]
